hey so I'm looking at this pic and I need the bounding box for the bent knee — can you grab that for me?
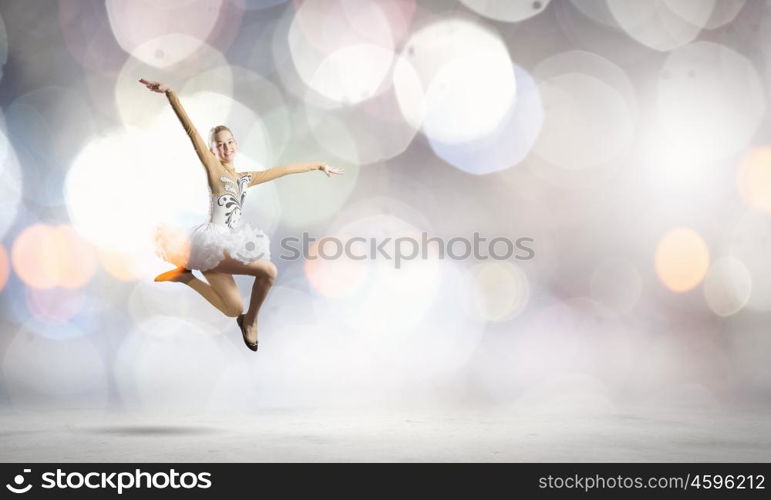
[264,262,278,283]
[223,301,244,318]
[250,261,277,283]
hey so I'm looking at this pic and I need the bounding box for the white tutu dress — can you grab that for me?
[155,172,271,271]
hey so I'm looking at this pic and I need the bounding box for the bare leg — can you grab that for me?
[156,267,242,317]
[199,271,244,318]
[206,255,278,344]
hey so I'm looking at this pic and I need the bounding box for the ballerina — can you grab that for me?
[139,78,343,351]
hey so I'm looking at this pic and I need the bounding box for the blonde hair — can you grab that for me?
[209,125,234,148]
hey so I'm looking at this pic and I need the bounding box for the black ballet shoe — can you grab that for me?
[237,314,259,352]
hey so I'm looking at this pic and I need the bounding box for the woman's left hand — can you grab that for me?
[319,163,344,177]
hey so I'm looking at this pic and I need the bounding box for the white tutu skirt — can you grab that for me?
[154,221,271,271]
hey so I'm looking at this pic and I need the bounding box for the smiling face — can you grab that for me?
[211,128,237,164]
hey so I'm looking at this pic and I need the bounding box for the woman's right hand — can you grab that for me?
[139,78,170,93]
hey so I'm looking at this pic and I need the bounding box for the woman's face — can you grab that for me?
[212,130,237,164]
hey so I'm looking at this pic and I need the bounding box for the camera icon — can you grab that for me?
[6,469,32,494]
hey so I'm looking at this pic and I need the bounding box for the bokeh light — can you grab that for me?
[655,227,710,293]
[394,17,516,144]
[114,39,230,127]
[702,256,751,317]
[428,63,542,175]
[459,0,551,23]
[25,286,86,324]
[11,224,98,290]
[6,86,96,207]
[532,50,636,170]
[468,261,529,321]
[105,0,241,67]
[656,41,765,165]
[289,0,396,105]
[737,146,771,213]
[58,0,127,75]
[303,80,420,165]
[606,0,709,51]
[304,235,371,298]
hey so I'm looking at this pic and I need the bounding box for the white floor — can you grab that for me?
[1,406,769,462]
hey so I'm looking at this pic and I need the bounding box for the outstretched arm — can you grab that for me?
[138,78,214,168]
[246,162,344,187]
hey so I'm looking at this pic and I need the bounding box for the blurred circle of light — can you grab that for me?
[2,323,109,409]
[25,287,85,324]
[737,146,771,212]
[113,316,230,410]
[114,38,230,128]
[667,0,746,30]
[459,0,551,22]
[97,248,145,282]
[313,210,441,335]
[57,0,128,74]
[66,120,212,263]
[553,3,658,73]
[0,125,23,240]
[532,50,636,170]
[106,0,225,67]
[654,227,710,293]
[11,224,97,290]
[55,225,99,288]
[729,211,771,311]
[304,235,371,299]
[702,256,752,317]
[302,83,419,165]
[702,0,747,29]
[392,262,485,381]
[271,131,359,229]
[428,63,542,175]
[568,0,628,28]
[288,0,396,105]
[590,258,642,314]
[0,244,8,291]
[606,0,711,51]
[657,42,765,165]
[394,18,517,144]
[7,87,96,208]
[469,261,529,321]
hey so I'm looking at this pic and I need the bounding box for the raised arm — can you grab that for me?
[246,162,343,187]
[139,78,214,167]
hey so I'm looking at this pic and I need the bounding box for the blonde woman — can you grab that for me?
[139,78,343,351]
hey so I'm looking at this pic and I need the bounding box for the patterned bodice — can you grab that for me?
[209,173,252,229]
